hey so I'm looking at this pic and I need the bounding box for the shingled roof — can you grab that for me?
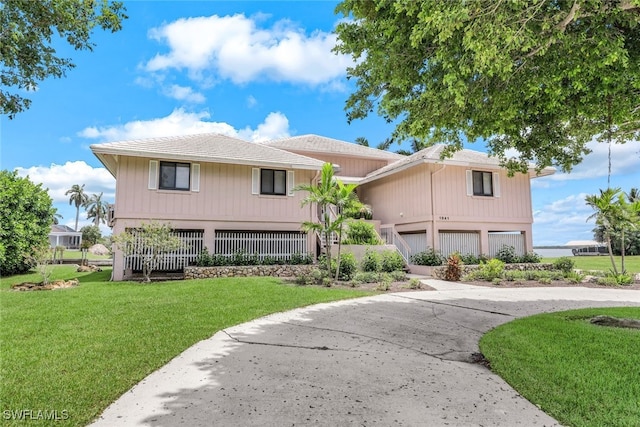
[91,133,325,177]
[360,144,555,184]
[262,134,404,162]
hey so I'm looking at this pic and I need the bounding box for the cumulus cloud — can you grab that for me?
[164,84,206,103]
[77,108,290,142]
[532,193,596,245]
[15,161,115,204]
[143,14,351,87]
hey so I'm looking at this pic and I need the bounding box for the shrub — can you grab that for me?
[553,257,575,273]
[290,252,312,265]
[0,170,56,276]
[459,253,488,265]
[343,220,383,245]
[211,254,229,266]
[380,250,405,272]
[331,252,357,281]
[495,245,519,264]
[195,249,212,266]
[375,274,393,291]
[360,249,382,272]
[353,271,380,284]
[565,271,585,284]
[389,270,407,281]
[410,249,444,266]
[602,272,633,286]
[444,252,463,281]
[407,278,422,289]
[478,258,505,281]
[518,251,541,263]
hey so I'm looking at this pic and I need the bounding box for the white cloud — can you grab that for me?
[15,161,115,204]
[532,193,596,245]
[77,108,291,142]
[247,95,258,108]
[144,14,351,87]
[542,139,640,182]
[164,84,206,103]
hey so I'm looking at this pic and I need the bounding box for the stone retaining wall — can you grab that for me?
[184,265,315,279]
[431,263,555,280]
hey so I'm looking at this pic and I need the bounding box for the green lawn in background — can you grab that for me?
[1,267,372,426]
[541,255,640,274]
[58,249,111,260]
[480,307,640,427]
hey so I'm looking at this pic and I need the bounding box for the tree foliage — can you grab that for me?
[80,225,102,247]
[66,184,88,231]
[334,0,640,173]
[0,170,56,276]
[1,0,127,118]
[84,191,108,227]
[112,221,182,282]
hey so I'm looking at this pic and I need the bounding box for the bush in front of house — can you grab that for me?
[410,249,445,266]
[342,220,383,245]
[380,250,405,272]
[553,256,575,274]
[459,253,489,265]
[194,250,312,267]
[360,248,382,272]
[444,252,463,281]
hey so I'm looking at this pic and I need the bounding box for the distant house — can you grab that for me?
[91,133,554,281]
[49,224,82,249]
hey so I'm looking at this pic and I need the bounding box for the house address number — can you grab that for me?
[439,216,450,220]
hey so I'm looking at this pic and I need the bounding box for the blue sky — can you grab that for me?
[1,1,638,246]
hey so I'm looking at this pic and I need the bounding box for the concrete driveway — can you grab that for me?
[92,281,640,426]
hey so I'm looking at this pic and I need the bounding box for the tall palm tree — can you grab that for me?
[84,192,108,227]
[65,184,88,231]
[355,136,395,151]
[296,163,339,274]
[586,188,627,275]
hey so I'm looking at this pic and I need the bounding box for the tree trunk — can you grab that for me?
[606,234,618,275]
[334,222,344,281]
[74,207,80,232]
[621,230,626,273]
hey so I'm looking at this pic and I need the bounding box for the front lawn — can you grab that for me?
[480,307,640,427]
[541,255,640,274]
[1,267,371,426]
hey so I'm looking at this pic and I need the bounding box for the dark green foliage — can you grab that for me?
[195,249,212,267]
[518,251,542,264]
[410,249,445,266]
[81,225,102,246]
[0,170,56,275]
[1,0,127,117]
[380,250,405,272]
[553,257,575,274]
[332,252,357,281]
[459,253,489,265]
[360,248,382,272]
[334,1,640,173]
[343,220,383,245]
[495,245,519,264]
[444,253,462,282]
[195,250,312,267]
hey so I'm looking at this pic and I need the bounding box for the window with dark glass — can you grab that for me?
[159,162,190,191]
[260,169,286,195]
[472,171,493,196]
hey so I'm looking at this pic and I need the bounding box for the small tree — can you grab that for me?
[81,225,102,246]
[25,244,54,285]
[112,221,182,282]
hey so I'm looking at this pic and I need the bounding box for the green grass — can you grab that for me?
[58,250,111,260]
[541,255,640,274]
[480,307,640,427]
[1,266,372,426]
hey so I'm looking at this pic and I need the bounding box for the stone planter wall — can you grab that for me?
[184,264,315,280]
[430,263,555,280]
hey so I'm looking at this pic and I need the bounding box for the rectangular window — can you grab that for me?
[472,171,493,196]
[260,169,287,195]
[159,162,190,191]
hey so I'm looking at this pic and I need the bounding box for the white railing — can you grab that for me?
[488,232,525,257]
[380,225,411,263]
[214,231,308,261]
[125,229,204,272]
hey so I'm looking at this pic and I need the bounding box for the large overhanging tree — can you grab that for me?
[334,0,640,173]
[1,0,127,118]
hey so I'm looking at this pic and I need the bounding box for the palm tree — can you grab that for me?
[84,192,108,227]
[627,188,639,203]
[355,136,395,151]
[65,184,88,231]
[296,163,338,274]
[332,180,361,280]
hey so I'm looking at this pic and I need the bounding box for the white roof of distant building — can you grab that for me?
[91,133,325,177]
[262,134,404,162]
[565,240,604,247]
[360,144,555,184]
